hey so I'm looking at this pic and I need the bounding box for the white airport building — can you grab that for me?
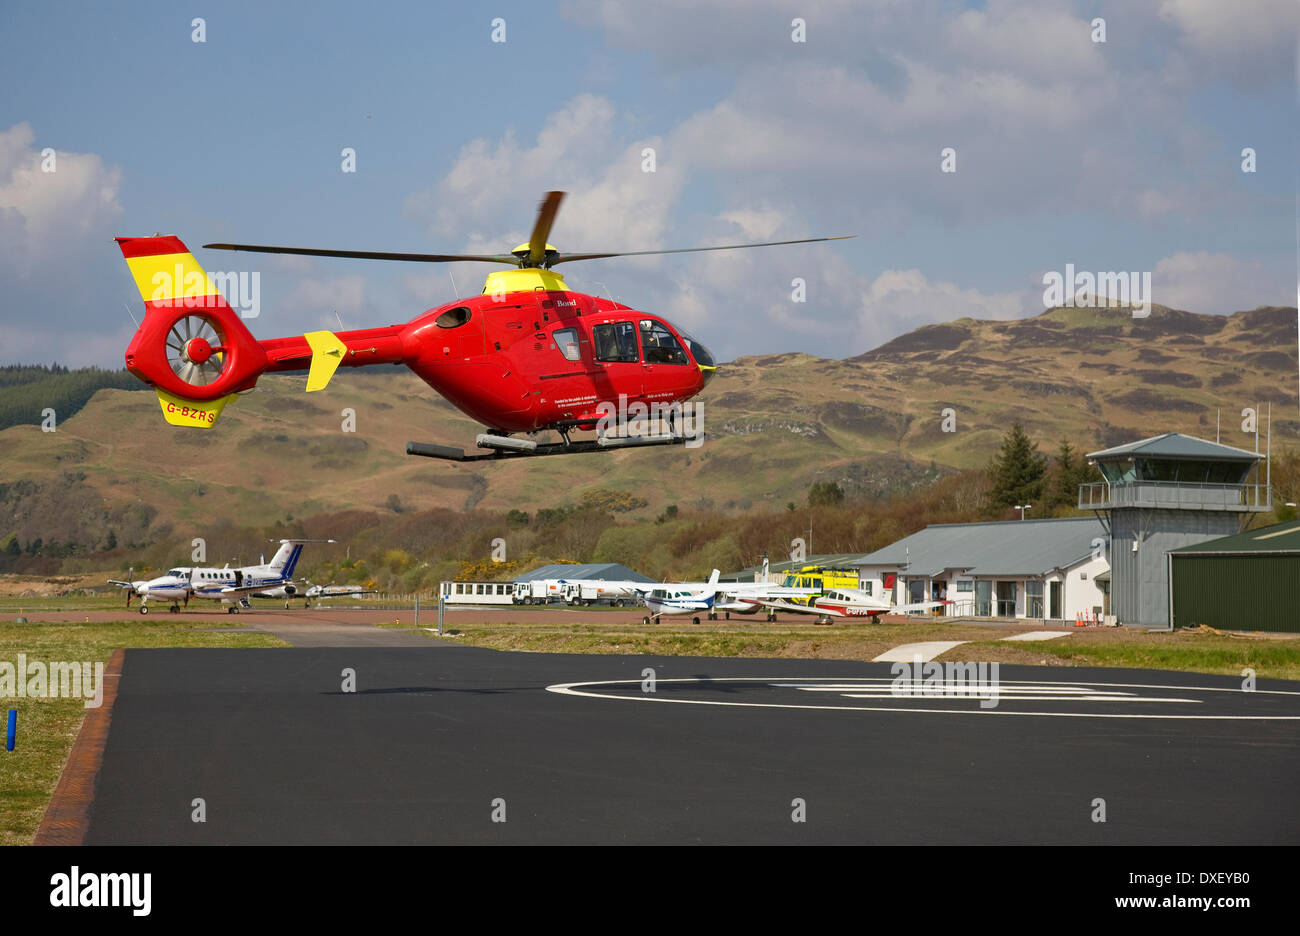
[854,517,1110,622]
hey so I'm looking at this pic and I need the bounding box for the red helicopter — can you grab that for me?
[117,192,850,461]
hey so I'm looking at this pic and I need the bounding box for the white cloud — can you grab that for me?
[0,122,122,281]
[0,123,129,367]
[279,274,368,331]
[855,268,1028,351]
[1159,0,1299,77]
[1152,251,1292,315]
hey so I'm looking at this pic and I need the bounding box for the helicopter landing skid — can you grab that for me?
[406,432,702,462]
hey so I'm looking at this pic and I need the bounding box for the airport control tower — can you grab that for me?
[1079,433,1270,628]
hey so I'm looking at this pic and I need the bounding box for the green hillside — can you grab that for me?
[0,303,1295,581]
[0,364,148,432]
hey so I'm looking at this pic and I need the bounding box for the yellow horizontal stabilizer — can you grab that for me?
[156,388,236,428]
[305,330,348,392]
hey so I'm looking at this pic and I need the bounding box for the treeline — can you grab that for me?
[0,364,147,432]
[17,424,1298,589]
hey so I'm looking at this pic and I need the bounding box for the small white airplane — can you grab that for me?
[108,539,334,614]
[635,571,820,624]
[741,588,952,625]
[245,581,375,608]
[303,583,377,605]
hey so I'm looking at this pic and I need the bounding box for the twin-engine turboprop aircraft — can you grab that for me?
[108,539,333,613]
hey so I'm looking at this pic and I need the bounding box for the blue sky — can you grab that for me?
[0,0,1295,367]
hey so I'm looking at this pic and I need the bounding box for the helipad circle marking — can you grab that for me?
[544,676,1300,720]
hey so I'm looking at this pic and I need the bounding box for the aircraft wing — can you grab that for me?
[890,600,954,613]
[107,579,135,588]
[211,583,281,598]
[738,598,854,617]
[723,586,819,599]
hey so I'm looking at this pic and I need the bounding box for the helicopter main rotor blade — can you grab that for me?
[202,244,518,265]
[551,234,856,265]
[527,191,565,267]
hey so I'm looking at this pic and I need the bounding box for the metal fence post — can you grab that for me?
[414,593,419,628]
[438,596,445,636]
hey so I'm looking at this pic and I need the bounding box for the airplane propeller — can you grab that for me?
[205,191,854,271]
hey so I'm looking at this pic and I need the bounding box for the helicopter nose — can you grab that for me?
[678,331,716,386]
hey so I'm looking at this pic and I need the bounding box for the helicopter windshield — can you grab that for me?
[677,329,715,369]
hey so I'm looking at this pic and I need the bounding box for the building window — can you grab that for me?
[1026,580,1044,618]
[956,579,973,593]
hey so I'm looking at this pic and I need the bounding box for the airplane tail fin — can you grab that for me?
[266,538,335,579]
[116,235,269,427]
[708,569,720,586]
[269,542,303,579]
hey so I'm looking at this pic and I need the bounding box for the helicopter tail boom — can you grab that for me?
[259,326,408,391]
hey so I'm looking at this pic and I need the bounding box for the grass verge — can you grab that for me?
[406,616,1300,681]
[0,617,286,846]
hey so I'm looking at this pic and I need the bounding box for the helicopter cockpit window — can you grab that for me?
[435,306,472,328]
[678,329,715,368]
[593,322,638,363]
[638,321,688,364]
[553,328,581,362]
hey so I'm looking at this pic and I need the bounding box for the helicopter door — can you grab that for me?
[591,321,643,401]
[638,319,695,400]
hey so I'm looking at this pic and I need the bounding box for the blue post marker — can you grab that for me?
[5,710,15,752]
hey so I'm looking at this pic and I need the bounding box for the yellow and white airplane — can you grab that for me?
[741,589,952,625]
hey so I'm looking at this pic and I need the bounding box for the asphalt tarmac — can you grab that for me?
[79,643,1300,845]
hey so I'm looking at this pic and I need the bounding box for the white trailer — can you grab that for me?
[560,580,642,606]
[439,581,516,605]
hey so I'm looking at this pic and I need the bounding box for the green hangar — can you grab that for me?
[1168,520,1300,633]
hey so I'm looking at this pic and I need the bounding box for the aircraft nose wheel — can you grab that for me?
[169,604,180,613]
[139,606,149,615]
[692,616,701,625]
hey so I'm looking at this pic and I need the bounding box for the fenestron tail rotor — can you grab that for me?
[204,190,853,270]
[166,314,227,388]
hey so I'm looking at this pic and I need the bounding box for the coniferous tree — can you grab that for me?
[988,422,1047,509]
[807,481,845,507]
[1052,438,1080,509]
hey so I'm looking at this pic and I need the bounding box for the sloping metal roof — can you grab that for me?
[513,562,655,583]
[720,553,866,582]
[1169,520,1300,555]
[1087,432,1259,463]
[853,517,1107,577]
